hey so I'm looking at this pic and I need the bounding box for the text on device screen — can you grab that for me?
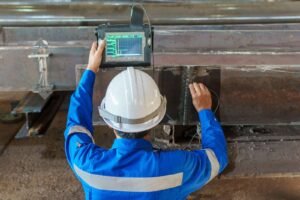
[105,32,145,62]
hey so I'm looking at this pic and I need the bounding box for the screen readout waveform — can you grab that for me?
[106,33,143,57]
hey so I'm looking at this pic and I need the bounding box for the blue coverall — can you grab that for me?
[64,69,228,200]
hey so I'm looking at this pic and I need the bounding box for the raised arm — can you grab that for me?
[190,83,228,173]
[66,41,104,132]
[181,83,228,196]
[64,40,105,166]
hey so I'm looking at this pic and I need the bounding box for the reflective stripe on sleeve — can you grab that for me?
[68,125,95,143]
[204,149,220,182]
[74,165,183,192]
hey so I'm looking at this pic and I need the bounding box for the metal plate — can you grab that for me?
[87,66,300,125]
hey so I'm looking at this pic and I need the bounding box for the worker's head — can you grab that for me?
[99,67,166,139]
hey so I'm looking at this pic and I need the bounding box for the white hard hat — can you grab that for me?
[99,67,167,133]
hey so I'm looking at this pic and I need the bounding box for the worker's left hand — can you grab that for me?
[87,40,105,73]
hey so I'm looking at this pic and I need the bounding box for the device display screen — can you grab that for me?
[105,32,145,62]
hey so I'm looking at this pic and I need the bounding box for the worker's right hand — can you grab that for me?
[189,82,212,112]
[87,40,105,73]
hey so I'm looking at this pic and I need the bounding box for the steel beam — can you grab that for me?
[220,67,300,125]
[1,24,300,125]
[85,66,300,125]
[1,1,300,26]
[14,92,65,138]
[1,24,300,91]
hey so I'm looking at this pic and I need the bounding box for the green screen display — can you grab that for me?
[105,32,144,61]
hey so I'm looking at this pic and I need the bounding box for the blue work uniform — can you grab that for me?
[64,69,228,200]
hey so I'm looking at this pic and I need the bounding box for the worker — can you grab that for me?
[64,40,228,200]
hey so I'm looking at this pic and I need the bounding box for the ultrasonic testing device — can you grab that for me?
[96,6,152,68]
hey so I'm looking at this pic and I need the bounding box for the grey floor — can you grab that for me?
[0,102,300,200]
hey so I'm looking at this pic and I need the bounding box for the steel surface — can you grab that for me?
[1,24,300,91]
[1,1,300,25]
[1,23,300,125]
[87,66,300,125]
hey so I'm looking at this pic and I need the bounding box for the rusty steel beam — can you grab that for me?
[0,24,300,125]
[1,24,300,91]
[14,92,66,138]
[154,54,300,67]
[220,67,300,125]
[1,1,300,26]
[153,25,300,66]
[84,66,300,126]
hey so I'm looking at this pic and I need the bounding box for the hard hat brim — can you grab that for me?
[99,96,167,133]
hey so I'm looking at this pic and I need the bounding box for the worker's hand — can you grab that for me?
[87,40,105,73]
[189,82,212,112]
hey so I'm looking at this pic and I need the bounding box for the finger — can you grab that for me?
[199,83,209,94]
[193,82,201,95]
[199,83,205,91]
[189,84,196,97]
[96,39,106,56]
[90,41,97,54]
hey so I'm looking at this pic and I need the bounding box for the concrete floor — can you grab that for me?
[1,104,300,199]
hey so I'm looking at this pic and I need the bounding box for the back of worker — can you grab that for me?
[67,135,226,200]
[74,144,192,199]
[64,40,228,200]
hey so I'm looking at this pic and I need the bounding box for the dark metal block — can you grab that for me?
[14,92,66,138]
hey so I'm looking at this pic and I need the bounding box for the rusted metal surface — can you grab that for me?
[2,1,300,26]
[154,25,300,52]
[1,24,300,91]
[0,6,299,125]
[85,65,300,125]
[14,92,66,138]
[28,92,65,136]
[153,25,300,66]
[0,27,93,91]
[0,46,88,91]
[154,54,300,66]
[220,67,300,125]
